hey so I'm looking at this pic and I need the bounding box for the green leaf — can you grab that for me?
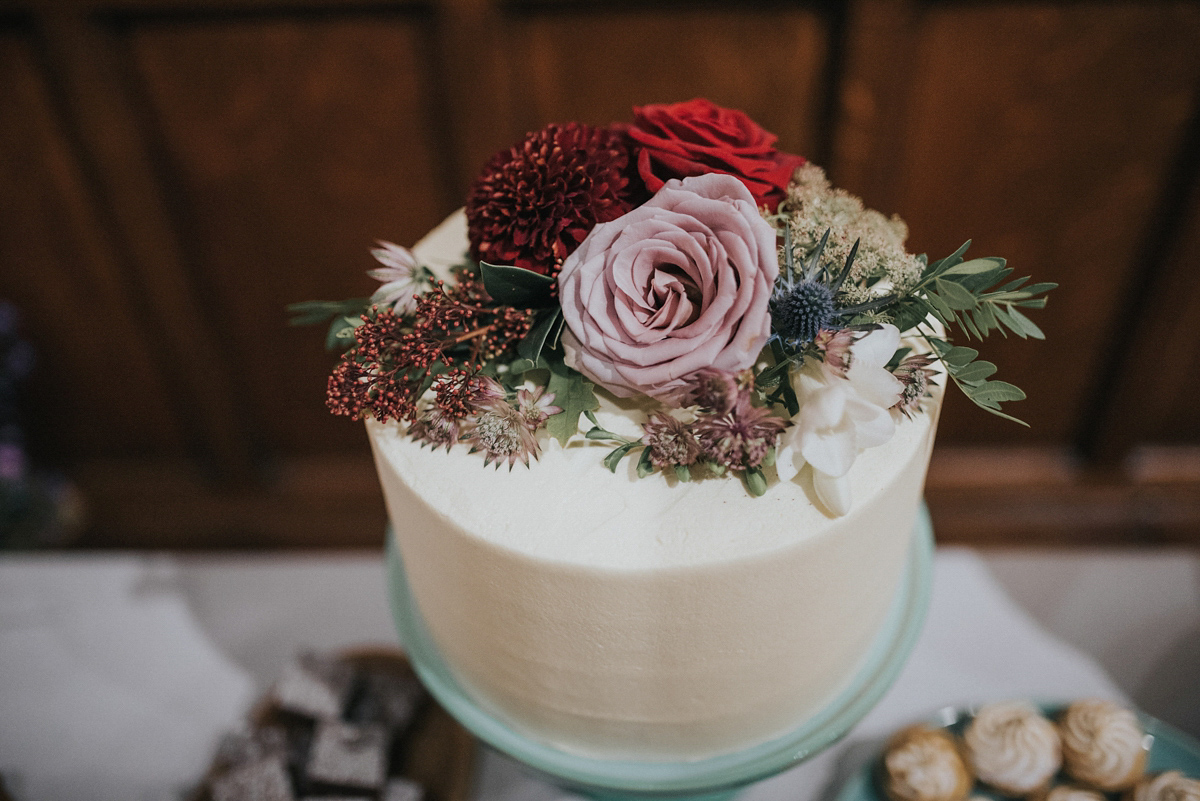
[972,303,999,335]
[922,289,956,323]
[925,240,972,279]
[960,307,985,340]
[603,442,638,472]
[507,357,537,375]
[940,257,1006,277]
[934,278,979,311]
[890,298,929,333]
[943,345,979,367]
[518,308,564,364]
[956,266,1012,294]
[929,337,951,355]
[767,340,800,416]
[998,276,1029,293]
[1020,282,1059,296]
[744,467,768,497]
[674,464,692,482]
[953,360,998,384]
[480,262,556,308]
[886,346,912,371]
[1005,306,1046,339]
[287,298,370,327]
[972,402,1030,426]
[968,380,1027,403]
[990,304,1027,339]
[325,315,363,351]
[544,357,600,446]
[636,446,655,478]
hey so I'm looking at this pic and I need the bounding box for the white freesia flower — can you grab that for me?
[776,324,904,516]
[368,241,425,314]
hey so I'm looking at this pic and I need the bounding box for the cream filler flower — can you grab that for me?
[775,324,904,516]
[368,241,428,314]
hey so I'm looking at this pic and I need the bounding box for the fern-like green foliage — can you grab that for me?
[886,242,1056,424]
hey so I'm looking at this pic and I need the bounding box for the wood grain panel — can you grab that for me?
[0,28,183,457]
[1110,154,1200,446]
[124,14,449,454]
[503,6,828,162]
[835,1,1200,446]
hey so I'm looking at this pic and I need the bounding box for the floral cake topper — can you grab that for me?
[291,99,1054,516]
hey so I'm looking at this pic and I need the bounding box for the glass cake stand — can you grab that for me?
[386,505,935,801]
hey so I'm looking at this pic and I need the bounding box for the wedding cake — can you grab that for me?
[293,99,1052,762]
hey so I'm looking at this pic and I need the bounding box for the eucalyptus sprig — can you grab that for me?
[919,335,1030,425]
[886,242,1055,424]
[890,242,1056,342]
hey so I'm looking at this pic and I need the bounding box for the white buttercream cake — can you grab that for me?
[366,211,943,761]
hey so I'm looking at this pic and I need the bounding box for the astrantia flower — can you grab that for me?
[642,412,701,468]
[814,328,857,377]
[892,354,937,419]
[775,324,904,516]
[694,398,789,470]
[677,368,743,414]
[466,123,636,275]
[433,371,505,420]
[369,241,426,314]
[465,400,541,469]
[516,385,561,427]
[408,405,462,450]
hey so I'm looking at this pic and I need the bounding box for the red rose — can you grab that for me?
[627,99,806,210]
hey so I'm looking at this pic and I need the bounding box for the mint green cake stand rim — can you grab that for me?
[386,503,935,798]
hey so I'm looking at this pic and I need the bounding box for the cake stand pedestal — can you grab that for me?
[386,505,935,801]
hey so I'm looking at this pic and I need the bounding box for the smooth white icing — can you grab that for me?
[366,212,943,760]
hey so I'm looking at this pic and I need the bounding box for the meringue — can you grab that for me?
[882,725,973,801]
[963,701,1062,795]
[1127,771,1200,801]
[1059,699,1147,791]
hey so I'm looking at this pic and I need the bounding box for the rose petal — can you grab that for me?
[557,173,776,399]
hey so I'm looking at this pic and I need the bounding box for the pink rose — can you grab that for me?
[558,173,778,400]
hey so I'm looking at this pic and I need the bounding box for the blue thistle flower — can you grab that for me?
[769,228,893,348]
[770,280,835,346]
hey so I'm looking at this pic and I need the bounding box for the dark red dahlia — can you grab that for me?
[466,123,638,276]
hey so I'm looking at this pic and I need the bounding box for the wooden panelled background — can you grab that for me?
[2,0,1199,548]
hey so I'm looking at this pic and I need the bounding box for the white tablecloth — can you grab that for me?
[1,548,1197,801]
